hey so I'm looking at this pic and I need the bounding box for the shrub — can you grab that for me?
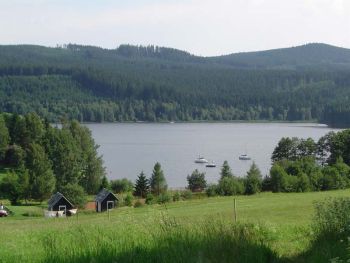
[133,199,143,208]
[145,193,155,205]
[124,193,133,207]
[206,184,218,197]
[187,169,206,192]
[282,174,299,192]
[172,191,181,201]
[322,166,346,190]
[61,183,87,209]
[181,190,193,200]
[261,176,272,192]
[157,192,171,204]
[217,177,244,196]
[314,197,350,238]
[309,169,324,191]
[296,173,310,192]
[110,178,133,194]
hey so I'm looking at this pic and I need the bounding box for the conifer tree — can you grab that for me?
[220,160,233,180]
[244,162,262,195]
[150,162,167,196]
[134,171,149,198]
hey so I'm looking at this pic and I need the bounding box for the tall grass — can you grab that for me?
[3,191,350,263]
[41,216,278,263]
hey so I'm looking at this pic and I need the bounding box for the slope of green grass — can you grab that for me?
[1,190,350,263]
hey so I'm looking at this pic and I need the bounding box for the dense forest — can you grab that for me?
[0,43,350,126]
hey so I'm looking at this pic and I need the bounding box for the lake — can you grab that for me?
[85,122,340,188]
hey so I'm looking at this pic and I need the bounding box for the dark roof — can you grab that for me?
[48,192,74,209]
[95,188,118,203]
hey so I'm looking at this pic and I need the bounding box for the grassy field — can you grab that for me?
[1,190,350,262]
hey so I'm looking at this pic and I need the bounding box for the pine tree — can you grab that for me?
[244,162,262,195]
[150,162,167,196]
[100,175,110,190]
[220,160,233,180]
[134,171,149,198]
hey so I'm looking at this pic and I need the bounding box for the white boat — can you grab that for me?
[206,161,216,167]
[239,154,251,160]
[194,156,208,163]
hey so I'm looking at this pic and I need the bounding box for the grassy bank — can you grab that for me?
[1,190,350,262]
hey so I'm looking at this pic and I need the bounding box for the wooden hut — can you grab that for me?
[48,192,74,214]
[95,188,118,212]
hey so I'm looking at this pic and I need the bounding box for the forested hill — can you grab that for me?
[211,43,350,70]
[0,43,350,126]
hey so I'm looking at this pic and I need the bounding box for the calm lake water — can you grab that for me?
[85,123,340,188]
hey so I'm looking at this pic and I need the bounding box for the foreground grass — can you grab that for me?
[1,190,350,262]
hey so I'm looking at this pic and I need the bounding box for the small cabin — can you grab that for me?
[48,192,74,214]
[95,188,118,212]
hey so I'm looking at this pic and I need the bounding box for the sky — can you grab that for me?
[0,0,349,56]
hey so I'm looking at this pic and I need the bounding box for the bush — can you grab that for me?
[172,191,181,202]
[187,169,206,192]
[298,198,350,263]
[61,183,87,209]
[217,177,244,196]
[124,193,133,207]
[261,176,272,192]
[309,169,324,191]
[133,199,143,208]
[282,174,299,192]
[145,193,155,205]
[296,173,310,192]
[322,166,346,190]
[314,197,350,238]
[206,184,218,197]
[110,178,133,194]
[181,190,193,200]
[157,192,171,204]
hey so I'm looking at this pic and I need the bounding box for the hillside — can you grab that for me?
[211,43,350,69]
[2,190,350,262]
[0,43,350,125]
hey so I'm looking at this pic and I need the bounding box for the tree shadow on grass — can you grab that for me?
[43,223,281,263]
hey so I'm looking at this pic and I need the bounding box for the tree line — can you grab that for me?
[109,129,350,207]
[0,113,105,205]
[0,44,349,126]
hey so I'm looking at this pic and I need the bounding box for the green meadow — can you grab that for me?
[1,190,350,263]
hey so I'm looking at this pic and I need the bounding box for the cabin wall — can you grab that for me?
[52,199,73,211]
[96,196,117,212]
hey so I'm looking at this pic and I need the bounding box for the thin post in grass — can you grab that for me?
[233,198,237,223]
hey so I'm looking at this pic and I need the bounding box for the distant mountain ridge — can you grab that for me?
[210,43,350,69]
[1,42,350,69]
